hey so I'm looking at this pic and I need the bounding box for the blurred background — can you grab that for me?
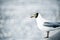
[0,0,60,40]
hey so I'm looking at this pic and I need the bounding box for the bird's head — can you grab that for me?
[30,13,39,18]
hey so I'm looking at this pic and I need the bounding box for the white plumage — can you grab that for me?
[36,13,60,31]
[30,13,60,38]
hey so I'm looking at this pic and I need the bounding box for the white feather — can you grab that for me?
[36,13,60,31]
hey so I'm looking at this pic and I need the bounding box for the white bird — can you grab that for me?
[30,13,60,38]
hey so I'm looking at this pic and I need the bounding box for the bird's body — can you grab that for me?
[36,13,60,31]
[31,13,60,38]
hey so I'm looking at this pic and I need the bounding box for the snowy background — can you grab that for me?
[0,0,60,40]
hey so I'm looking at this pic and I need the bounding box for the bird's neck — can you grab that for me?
[37,14,42,19]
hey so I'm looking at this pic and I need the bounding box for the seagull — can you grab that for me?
[30,13,60,38]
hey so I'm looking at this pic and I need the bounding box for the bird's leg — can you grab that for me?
[45,31,50,38]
